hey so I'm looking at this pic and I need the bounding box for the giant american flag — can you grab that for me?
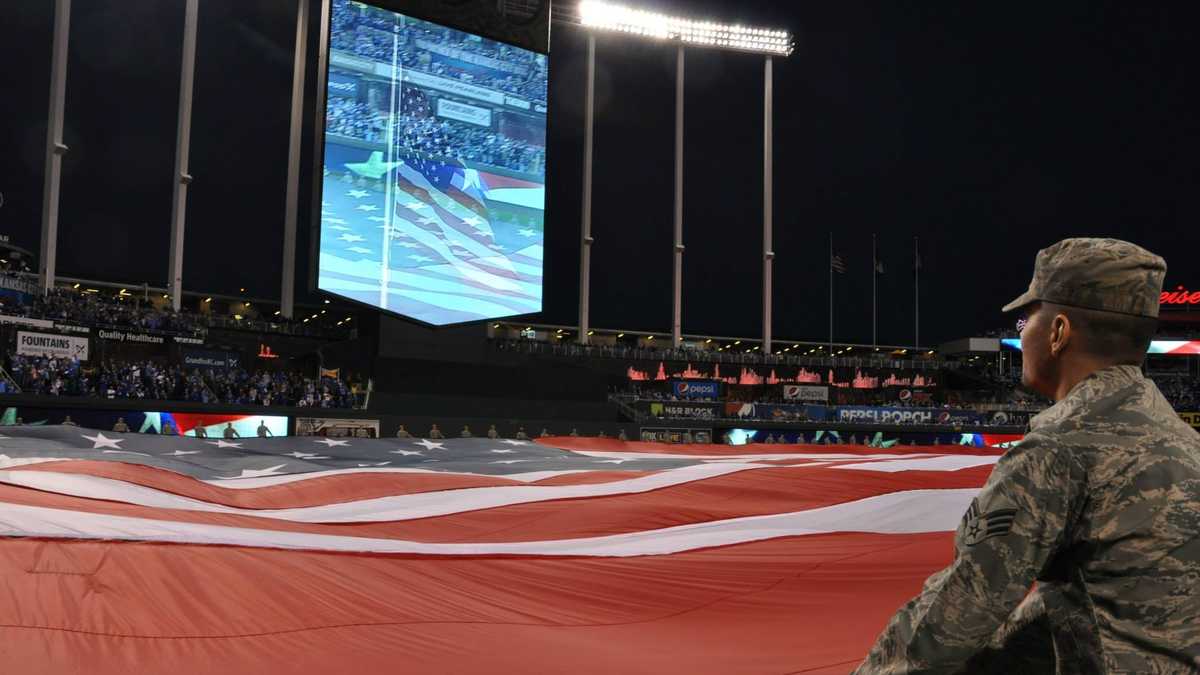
[0,425,1010,674]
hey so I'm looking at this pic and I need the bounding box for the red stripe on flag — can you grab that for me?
[0,531,949,674]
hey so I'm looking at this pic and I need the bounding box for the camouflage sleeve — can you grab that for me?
[852,434,1083,675]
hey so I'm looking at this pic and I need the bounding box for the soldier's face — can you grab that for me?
[1020,303,1059,398]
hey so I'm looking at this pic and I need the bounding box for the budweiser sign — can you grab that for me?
[1161,287,1200,306]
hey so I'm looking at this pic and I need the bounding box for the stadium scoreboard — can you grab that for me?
[315,0,548,326]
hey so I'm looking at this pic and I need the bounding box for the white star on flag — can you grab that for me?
[357,462,392,467]
[417,217,438,225]
[409,255,433,263]
[518,228,537,238]
[313,438,350,448]
[326,218,348,225]
[490,449,516,454]
[206,440,243,449]
[404,202,427,210]
[368,216,387,222]
[462,216,484,227]
[397,242,420,249]
[81,432,123,450]
[163,450,202,456]
[347,189,369,198]
[390,449,423,456]
[595,459,632,464]
[219,464,289,480]
[489,244,506,251]
[492,460,532,465]
[347,247,373,254]
[500,440,529,446]
[285,451,331,459]
[329,225,351,232]
[103,450,152,457]
[356,204,379,212]
[338,234,365,243]
[414,440,445,450]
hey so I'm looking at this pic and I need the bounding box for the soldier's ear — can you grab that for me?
[1050,313,1070,357]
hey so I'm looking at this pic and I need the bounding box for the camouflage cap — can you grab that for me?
[1002,238,1166,318]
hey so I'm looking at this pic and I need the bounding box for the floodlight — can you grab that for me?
[579,1,793,56]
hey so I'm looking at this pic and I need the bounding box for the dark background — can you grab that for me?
[1,1,1196,346]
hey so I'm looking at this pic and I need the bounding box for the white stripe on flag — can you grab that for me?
[0,488,978,557]
[0,463,774,523]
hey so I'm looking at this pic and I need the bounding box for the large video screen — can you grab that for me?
[318,0,547,325]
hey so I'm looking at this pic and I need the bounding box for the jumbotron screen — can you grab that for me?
[318,0,547,325]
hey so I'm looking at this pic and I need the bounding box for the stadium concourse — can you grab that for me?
[0,425,1002,674]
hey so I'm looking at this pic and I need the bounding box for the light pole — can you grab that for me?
[281,0,310,320]
[579,34,596,344]
[167,0,200,312]
[577,2,793,348]
[39,0,71,295]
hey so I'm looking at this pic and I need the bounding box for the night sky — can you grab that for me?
[1,1,1196,346]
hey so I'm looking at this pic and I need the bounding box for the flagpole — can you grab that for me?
[829,231,833,353]
[872,233,877,350]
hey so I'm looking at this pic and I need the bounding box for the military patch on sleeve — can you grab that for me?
[960,498,1019,546]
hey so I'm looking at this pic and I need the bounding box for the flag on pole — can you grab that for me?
[831,254,847,274]
[875,259,885,274]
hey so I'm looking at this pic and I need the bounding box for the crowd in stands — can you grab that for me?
[331,3,547,104]
[493,337,956,370]
[3,353,360,409]
[0,287,350,340]
[325,98,544,174]
[4,288,204,334]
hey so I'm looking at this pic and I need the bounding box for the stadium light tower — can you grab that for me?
[576,2,793,350]
[39,0,71,295]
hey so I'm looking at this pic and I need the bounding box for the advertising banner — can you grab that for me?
[436,98,492,127]
[295,417,380,438]
[503,95,532,110]
[646,401,720,420]
[671,380,720,400]
[0,407,286,438]
[835,406,985,425]
[96,329,166,345]
[329,52,376,75]
[783,385,829,402]
[181,348,241,370]
[398,69,506,105]
[0,314,55,329]
[987,410,1031,427]
[16,331,89,360]
[835,407,935,425]
[54,323,92,335]
[725,402,827,421]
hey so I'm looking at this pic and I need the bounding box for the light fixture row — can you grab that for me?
[579,1,793,56]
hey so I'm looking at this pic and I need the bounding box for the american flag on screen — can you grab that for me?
[0,426,1007,674]
[318,154,544,325]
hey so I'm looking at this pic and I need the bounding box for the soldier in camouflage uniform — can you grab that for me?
[855,238,1200,674]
